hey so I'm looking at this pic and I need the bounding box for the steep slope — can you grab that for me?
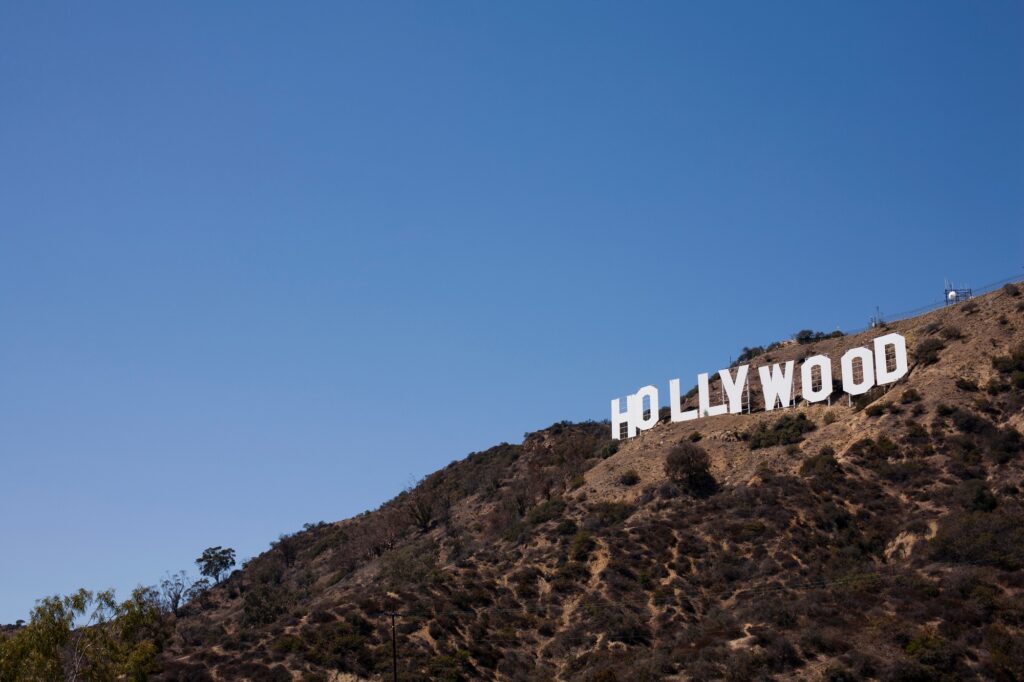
[158,284,1024,682]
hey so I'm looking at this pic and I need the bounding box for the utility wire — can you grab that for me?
[737,272,1024,354]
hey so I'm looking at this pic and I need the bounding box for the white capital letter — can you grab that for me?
[719,365,749,414]
[841,347,875,395]
[610,397,634,440]
[669,379,698,422]
[633,385,659,432]
[873,332,908,385]
[800,355,833,403]
[759,361,795,411]
[698,373,728,417]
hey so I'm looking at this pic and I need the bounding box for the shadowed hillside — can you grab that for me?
[8,285,1024,681]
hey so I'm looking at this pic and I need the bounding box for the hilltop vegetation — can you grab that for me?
[3,285,1024,681]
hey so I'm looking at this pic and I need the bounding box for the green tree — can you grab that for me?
[272,534,298,568]
[195,546,236,584]
[0,587,165,681]
[665,441,717,497]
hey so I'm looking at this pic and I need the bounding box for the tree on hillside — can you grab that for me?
[186,578,212,609]
[406,489,436,533]
[158,570,211,616]
[0,587,166,680]
[159,571,194,616]
[272,534,298,568]
[378,505,407,552]
[195,546,236,584]
[795,329,843,344]
[665,441,717,497]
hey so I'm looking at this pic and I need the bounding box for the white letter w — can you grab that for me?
[758,361,795,411]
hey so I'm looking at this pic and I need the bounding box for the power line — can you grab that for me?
[845,272,1024,335]
[737,272,1024,354]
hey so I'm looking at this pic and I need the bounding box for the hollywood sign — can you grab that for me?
[611,332,908,440]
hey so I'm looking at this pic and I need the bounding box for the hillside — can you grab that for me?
[132,285,1024,679]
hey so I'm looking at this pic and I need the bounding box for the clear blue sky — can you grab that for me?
[1,1,1022,623]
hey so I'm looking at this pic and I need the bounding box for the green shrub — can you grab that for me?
[569,531,597,560]
[736,345,766,364]
[596,441,619,459]
[955,377,978,392]
[302,616,373,670]
[746,413,816,449]
[811,501,852,531]
[902,420,931,452]
[820,664,857,681]
[527,498,566,525]
[950,408,989,435]
[900,388,921,404]
[847,440,929,482]
[1003,282,1021,297]
[992,344,1024,375]
[915,338,945,365]
[905,629,958,669]
[242,585,288,627]
[665,441,717,496]
[799,447,842,481]
[940,325,963,341]
[844,437,899,463]
[726,520,767,542]
[956,480,998,512]
[795,329,835,344]
[379,543,438,590]
[865,403,886,417]
[930,509,1024,570]
[272,634,304,654]
[974,396,999,415]
[555,519,578,536]
[585,502,636,529]
[989,426,1024,464]
[618,469,640,486]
